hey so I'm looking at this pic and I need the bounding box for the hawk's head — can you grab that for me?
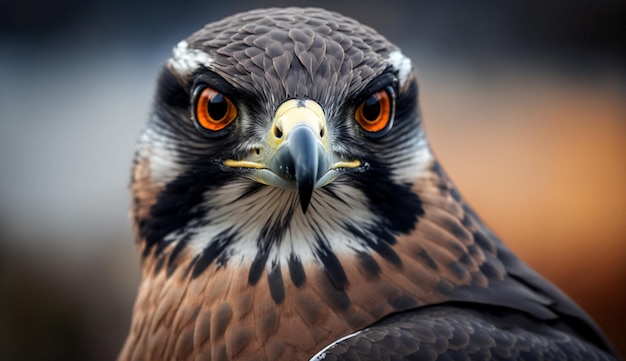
[132,7,430,275]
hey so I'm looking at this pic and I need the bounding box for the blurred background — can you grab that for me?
[0,0,624,359]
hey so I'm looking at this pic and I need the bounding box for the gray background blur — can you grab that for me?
[1,1,624,360]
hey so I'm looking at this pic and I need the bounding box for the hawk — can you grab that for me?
[119,7,619,361]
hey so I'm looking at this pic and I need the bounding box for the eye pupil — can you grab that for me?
[208,93,228,121]
[362,96,381,122]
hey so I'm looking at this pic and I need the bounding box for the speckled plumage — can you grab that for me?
[119,7,619,361]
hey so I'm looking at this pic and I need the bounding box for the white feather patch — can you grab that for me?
[168,40,213,74]
[390,135,434,184]
[137,125,183,184]
[182,180,374,266]
[387,50,413,87]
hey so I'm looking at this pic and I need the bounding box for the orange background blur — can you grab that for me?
[0,1,624,360]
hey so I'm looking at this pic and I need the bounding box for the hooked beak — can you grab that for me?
[224,99,362,213]
[269,124,323,212]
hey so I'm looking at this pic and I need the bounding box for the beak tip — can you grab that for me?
[298,184,313,214]
[300,199,310,214]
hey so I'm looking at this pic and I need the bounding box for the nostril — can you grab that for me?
[252,148,260,155]
[274,125,283,139]
[320,126,325,138]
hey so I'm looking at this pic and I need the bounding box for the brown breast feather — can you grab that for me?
[119,163,512,360]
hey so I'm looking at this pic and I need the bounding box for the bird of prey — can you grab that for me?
[119,7,619,361]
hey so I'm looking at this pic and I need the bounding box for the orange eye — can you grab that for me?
[195,87,237,131]
[355,88,392,133]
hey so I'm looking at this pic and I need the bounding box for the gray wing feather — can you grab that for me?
[311,305,617,361]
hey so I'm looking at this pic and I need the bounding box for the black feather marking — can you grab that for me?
[430,160,457,195]
[461,212,474,228]
[154,235,174,257]
[389,293,417,311]
[268,263,285,304]
[473,231,496,254]
[417,248,438,270]
[448,240,467,256]
[356,251,381,279]
[458,253,474,267]
[316,267,351,312]
[444,218,472,243]
[154,255,165,274]
[140,171,220,258]
[320,184,350,207]
[191,228,236,279]
[316,240,349,289]
[478,254,504,279]
[155,66,190,111]
[215,251,230,270]
[288,253,306,288]
[369,224,398,245]
[259,216,289,250]
[247,209,294,286]
[166,232,193,277]
[466,243,480,257]
[435,277,456,294]
[184,254,200,279]
[234,182,264,202]
[368,237,402,267]
[436,180,449,193]
[447,261,469,280]
[449,186,463,203]
[344,224,403,267]
[248,251,269,285]
[352,163,423,236]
